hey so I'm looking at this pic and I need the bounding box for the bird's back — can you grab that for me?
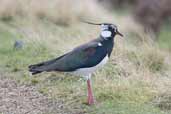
[29,36,114,75]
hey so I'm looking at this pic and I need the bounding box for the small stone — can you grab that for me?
[13,40,24,50]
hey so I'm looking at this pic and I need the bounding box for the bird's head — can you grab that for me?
[81,20,123,39]
[100,23,123,38]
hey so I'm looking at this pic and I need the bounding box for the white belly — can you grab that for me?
[72,55,109,76]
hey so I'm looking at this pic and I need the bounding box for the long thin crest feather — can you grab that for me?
[80,19,102,25]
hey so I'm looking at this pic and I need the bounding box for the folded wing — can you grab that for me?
[29,41,106,75]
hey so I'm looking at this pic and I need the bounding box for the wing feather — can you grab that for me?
[29,40,107,73]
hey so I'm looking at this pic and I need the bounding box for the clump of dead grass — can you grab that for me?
[153,90,171,111]
[0,0,21,21]
[0,0,105,26]
[123,42,168,74]
[142,47,167,72]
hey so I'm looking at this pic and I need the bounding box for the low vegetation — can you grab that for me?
[0,0,170,114]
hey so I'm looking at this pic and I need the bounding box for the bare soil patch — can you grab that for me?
[0,76,65,114]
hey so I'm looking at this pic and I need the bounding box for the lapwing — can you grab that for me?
[29,21,123,105]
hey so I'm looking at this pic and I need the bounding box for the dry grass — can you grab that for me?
[0,0,108,25]
[0,0,171,114]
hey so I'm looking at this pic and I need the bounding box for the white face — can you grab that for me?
[100,24,113,38]
[101,31,112,38]
[100,23,123,38]
[100,24,119,38]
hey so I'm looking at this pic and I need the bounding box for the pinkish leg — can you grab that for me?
[87,78,95,105]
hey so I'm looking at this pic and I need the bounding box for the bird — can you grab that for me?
[28,21,123,105]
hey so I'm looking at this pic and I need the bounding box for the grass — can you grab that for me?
[92,101,165,114]
[158,24,171,50]
[0,19,170,114]
[0,1,170,114]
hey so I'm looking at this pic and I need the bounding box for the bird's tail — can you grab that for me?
[29,54,67,75]
[28,63,44,75]
[28,57,60,75]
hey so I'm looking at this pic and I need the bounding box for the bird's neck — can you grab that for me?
[99,35,115,57]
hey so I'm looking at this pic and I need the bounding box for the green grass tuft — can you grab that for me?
[158,24,171,50]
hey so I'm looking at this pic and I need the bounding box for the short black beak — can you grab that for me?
[116,30,123,37]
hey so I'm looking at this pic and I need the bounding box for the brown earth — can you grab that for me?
[0,75,67,114]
